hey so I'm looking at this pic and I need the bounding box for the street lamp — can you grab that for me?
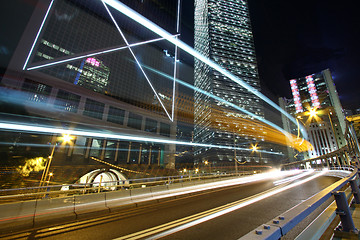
[39,134,74,187]
[309,108,318,118]
[62,134,74,143]
[46,172,53,186]
[251,144,258,152]
[250,143,262,163]
[203,160,212,173]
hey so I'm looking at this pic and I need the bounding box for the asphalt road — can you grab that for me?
[2,172,340,240]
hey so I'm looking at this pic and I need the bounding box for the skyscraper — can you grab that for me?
[194,0,264,163]
[74,57,110,94]
[287,69,347,159]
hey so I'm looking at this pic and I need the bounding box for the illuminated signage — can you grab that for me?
[86,57,100,67]
[290,79,303,113]
[305,75,320,108]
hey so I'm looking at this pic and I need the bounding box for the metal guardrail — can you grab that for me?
[0,171,254,203]
[329,166,355,172]
[0,170,268,233]
[239,167,360,239]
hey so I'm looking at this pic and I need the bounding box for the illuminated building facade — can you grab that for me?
[1,0,182,169]
[287,69,347,159]
[347,114,360,143]
[74,57,110,93]
[194,0,264,163]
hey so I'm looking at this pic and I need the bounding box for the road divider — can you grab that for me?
[0,170,307,234]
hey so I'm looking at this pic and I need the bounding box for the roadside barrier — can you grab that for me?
[239,168,359,240]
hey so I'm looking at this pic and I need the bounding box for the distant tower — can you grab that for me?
[74,57,110,94]
[194,0,264,163]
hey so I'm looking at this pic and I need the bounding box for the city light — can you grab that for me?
[40,133,75,187]
[309,108,318,118]
[105,1,174,121]
[0,122,284,155]
[119,171,325,240]
[22,0,55,70]
[61,134,74,144]
[138,63,308,143]
[86,57,100,67]
[26,36,177,71]
[100,0,301,132]
[251,143,258,152]
[23,0,305,139]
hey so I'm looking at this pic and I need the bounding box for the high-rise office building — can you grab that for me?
[1,0,182,169]
[287,69,347,159]
[74,57,110,94]
[194,0,264,163]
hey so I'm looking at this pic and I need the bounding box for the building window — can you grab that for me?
[127,112,142,130]
[22,79,52,103]
[89,139,104,158]
[160,122,170,137]
[145,118,157,133]
[73,136,87,155]
[83,98,104,119]
[55,89,80,113]
[107,106,125,125]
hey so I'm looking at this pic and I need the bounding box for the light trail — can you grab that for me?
[112,170,325,240]
[23,0,55,70]
[23,0,306,138]
[26,36,178,71]
[101,0,306,139]
[102,1,172,121]
[0,122,283,155]
[0,170,307,239]
[273,170,314,185]
[139,63,306,142]
[172,0,181,121]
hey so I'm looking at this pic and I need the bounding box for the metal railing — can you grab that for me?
[240,167,360,239]
[0,171,255,203]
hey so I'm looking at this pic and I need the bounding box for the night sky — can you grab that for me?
[1,0,359,111]
[247,0,360,111]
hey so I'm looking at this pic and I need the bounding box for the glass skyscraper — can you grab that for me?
[1,0,183,169]
[194,0,264,163]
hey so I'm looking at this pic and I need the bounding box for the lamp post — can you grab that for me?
[39,143,56,188]
[233,134,238,175]
[204,160,211,173]
[46,172,53,186]
[251,144,262,164]
[39,134,74,187]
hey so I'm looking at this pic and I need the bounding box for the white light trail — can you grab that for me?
[102,1,172,120]
[23,0,55,70]
[112,171,325,240]
[176,0,181,33]
[22,0,305,138]
[0,170,302,227]
[101,0,305,138]
[26,36,177,71]
[139,63,298,141]
[273,170,314,185]
[0,122,283,155]
[171,0,181,121]
[171,44,177,121]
